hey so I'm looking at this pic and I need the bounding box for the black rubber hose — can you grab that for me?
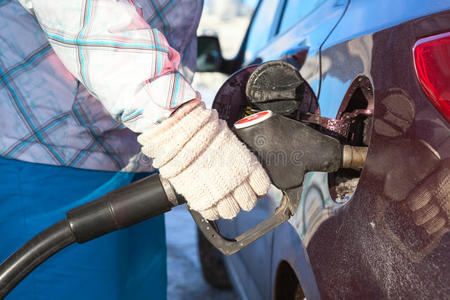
[0,220,75,299]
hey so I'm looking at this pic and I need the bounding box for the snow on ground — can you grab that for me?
[166,205,237,300]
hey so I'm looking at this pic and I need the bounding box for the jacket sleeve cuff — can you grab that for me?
[122,71,198,133]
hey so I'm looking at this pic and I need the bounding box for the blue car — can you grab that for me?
[197,1,450,299]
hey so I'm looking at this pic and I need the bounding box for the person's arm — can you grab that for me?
[18,0,197,133]
[19,0,271,220]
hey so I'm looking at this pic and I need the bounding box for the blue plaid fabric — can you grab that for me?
[0,0,202,171]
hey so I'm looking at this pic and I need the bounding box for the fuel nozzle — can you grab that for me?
[234,111,367,191]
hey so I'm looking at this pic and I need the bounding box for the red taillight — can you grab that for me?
[413,32,450,122]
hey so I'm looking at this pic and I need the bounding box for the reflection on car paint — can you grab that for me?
[375,158,449,263]
[366,92,447,263]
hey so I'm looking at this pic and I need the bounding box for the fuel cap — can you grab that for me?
[245,61,305,116]
[234,110,273,129]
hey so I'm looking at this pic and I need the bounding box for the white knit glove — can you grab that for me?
[137,100,271,220]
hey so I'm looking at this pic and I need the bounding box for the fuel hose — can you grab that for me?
[0,174,179,299]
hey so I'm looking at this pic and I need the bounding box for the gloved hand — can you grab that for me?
[138,100,271,220]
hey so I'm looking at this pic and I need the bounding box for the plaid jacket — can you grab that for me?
[0,0,202,171]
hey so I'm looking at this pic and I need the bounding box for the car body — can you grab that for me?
[200,1,450,299]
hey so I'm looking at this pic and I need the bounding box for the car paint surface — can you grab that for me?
[216,1,450,299]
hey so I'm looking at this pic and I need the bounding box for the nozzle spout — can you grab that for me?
[342,146,368,169]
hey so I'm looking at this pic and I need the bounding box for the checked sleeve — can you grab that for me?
[18,0,197,133]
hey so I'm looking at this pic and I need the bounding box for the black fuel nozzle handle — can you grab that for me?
[187,112,364,256]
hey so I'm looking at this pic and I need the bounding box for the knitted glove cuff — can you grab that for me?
[144,98,202,140]
[138,101,212,167]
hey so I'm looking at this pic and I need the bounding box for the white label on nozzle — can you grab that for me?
[234,110,273,129]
